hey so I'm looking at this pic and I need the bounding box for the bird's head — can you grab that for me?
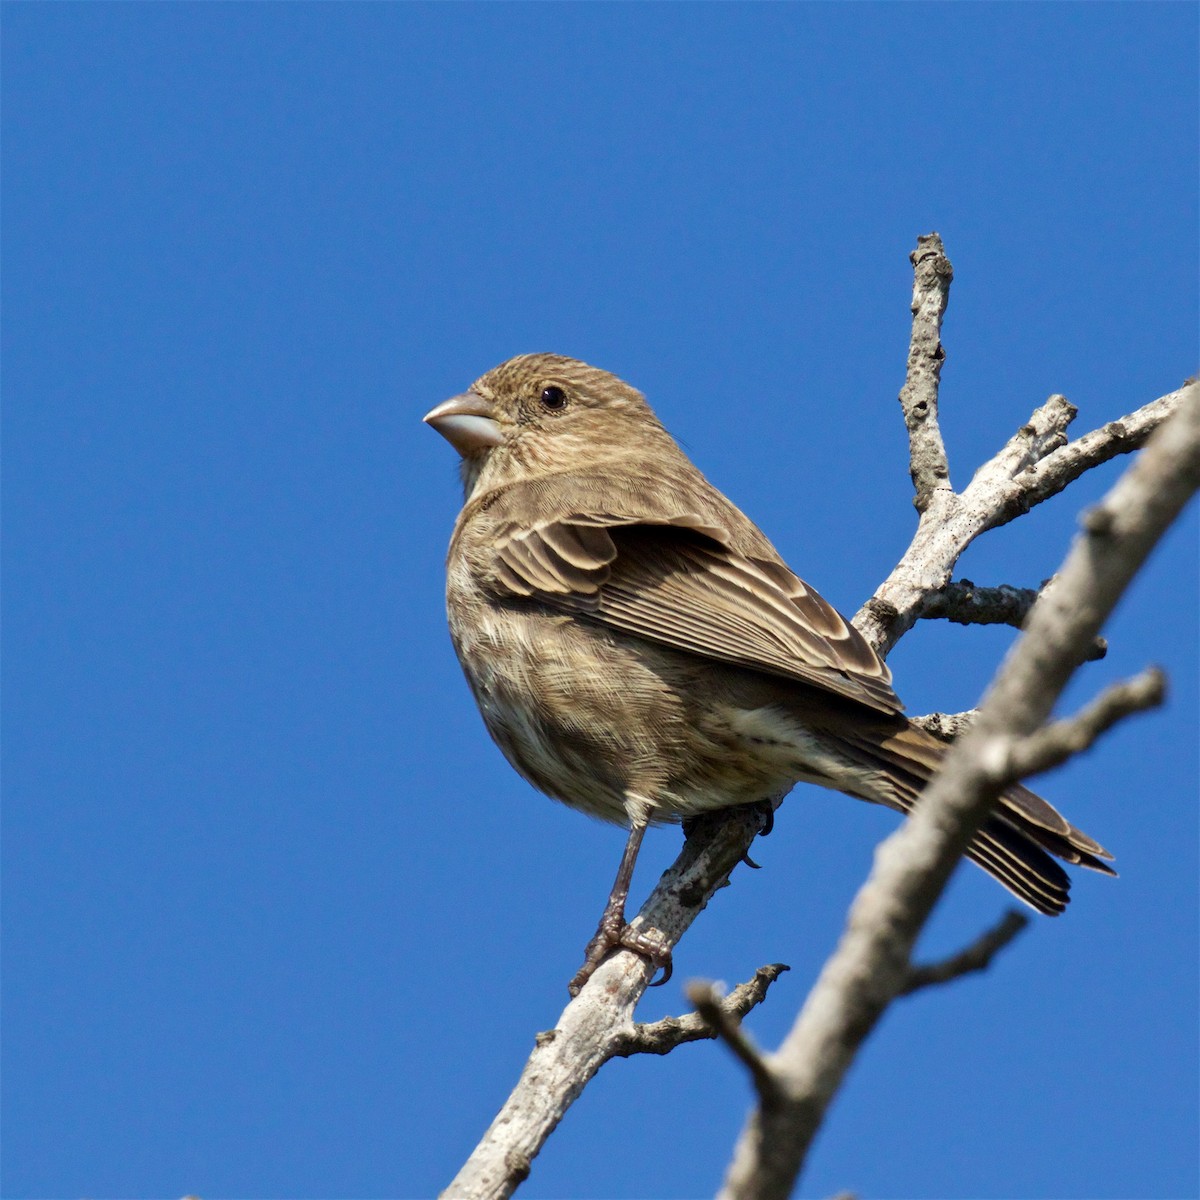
[424,353,677,498]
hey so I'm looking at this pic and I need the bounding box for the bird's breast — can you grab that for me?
[444,564,813,823]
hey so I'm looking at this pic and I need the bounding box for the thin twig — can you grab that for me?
[1003,667,1167,781]
[686,980,782,1105]
[920,578,1107,659]
[613,964,790,1058]
[979,393,1077,482]
[900,911,1029,995]
[989,387,1193,531]
[899,232,954,511]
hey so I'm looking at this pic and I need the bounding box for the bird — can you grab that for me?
[424,353,1115,994]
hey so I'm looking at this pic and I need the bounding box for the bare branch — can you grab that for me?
[719,386,1200,1200]
[920,579,1039,627]
[899,233,954,511]
[613,964,790,1058]
[854,383,1187,657]
[685,980,782,1104]
[976,387,1197,724]
[993,388,1192,527]
[1004,667,1166,781]
[909,710,978,742]
[919,578,1107,659]
[442,805,771,1200]
[900,911,1029,996]
[976,393,1078,482]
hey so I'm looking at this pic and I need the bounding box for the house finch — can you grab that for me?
[425,354,1114,994]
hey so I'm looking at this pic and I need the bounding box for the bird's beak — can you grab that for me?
[423,391,504,456]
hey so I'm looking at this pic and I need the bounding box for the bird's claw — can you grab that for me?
[646,955,674,988]
[568,920,673,997]
[754,799,776,837]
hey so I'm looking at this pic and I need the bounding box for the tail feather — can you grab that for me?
[831,718,1115,915]
[969,818,1071,915]
[999,782,1116,872]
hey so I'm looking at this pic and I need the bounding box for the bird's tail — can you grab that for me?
[837,718,1116,914]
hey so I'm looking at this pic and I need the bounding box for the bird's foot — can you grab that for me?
[739,800,776,866]
[567,917,673,997]
[683,798,776,843]
[752,798,776,837]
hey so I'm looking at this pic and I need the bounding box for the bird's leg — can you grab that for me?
[568,818,672,996]
[568,820,645,995]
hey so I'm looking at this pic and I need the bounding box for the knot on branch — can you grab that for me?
[503,1149,532,1186]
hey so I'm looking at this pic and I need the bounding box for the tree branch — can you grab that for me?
[977,393,1077,482]
[612,964,790,1058]
[909,709,978,742]
[1003,667,1166,781]
[993,390,1190,528]
[442,805,774,1200]
[718,384,1200,1200]
[899,232,954,511]
[919,578,1107,659]
[684,980,782,1104]
[855,383,1190,658]
[899,911,1029,996]
[920,579,1040,627]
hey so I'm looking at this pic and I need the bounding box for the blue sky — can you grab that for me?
[3,5,1196,1198]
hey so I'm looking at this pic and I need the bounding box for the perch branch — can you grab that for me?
[442,805,774,1200]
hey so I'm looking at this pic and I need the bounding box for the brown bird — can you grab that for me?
[424,353,1114,994]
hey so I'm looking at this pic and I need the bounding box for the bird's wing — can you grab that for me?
[485,511,902,716]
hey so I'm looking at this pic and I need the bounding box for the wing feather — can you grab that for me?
[486,512,901,716]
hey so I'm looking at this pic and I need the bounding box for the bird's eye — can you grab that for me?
[540,385,568,411]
